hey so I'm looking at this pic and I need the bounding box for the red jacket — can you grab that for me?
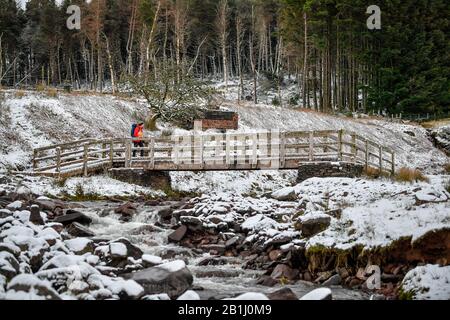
[133,125,144,142]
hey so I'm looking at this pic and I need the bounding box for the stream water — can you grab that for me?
[78,201,369,300]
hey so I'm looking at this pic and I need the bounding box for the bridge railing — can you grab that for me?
[31,130,395,177]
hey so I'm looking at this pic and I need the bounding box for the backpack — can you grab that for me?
[131,124,137,137]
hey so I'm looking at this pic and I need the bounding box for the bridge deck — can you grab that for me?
[30,130,395,178]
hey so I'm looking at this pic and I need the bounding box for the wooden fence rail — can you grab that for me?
[30,130,396,177]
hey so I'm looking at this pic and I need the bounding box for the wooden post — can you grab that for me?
[56,147,61,173]
[83,144,88,177]
[125,140,132,168]
[309,131,314,161]
[102,143,106,159]
[109,141,114,166]
[173,136,179,168]
[33,150,38,171]
[280,132,286,168]
[225,134,231,167]
[252,133,258,167]
[391,152,395,176]
[351,133,357,163]
[199,135,204,169]
[191,135,195,166]
[338,129,344,161]
[379,146,383,173]
[150,138,155,169]
[365,140,369,173]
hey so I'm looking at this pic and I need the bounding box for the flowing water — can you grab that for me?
[78,201,369,300]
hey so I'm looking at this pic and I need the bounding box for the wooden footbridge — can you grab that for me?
[31,130,395,177]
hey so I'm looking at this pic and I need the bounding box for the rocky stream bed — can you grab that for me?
[1,173,449,300]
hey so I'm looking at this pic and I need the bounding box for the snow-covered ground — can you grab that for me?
[1,86,449,300]
[0,90,147,170]
[169,175,450,252]
[2,175,164,199]
[0,89,447,174]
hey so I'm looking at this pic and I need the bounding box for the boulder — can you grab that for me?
[270,264,299,281]
[180,216,203,231]
[268,250,283,261]
[267,287,298,300]
[64,238,94,255]
[109,242,128,259]
[270,187,297,201]
[67,222,95,237]
[200,244,226,255]
[0,252,20,280]
[126,260,193,299]
[15,186,32,201]
[55,210,92,226]
[177,290,200,300]
[156,207,173,220]
[322,274,342,286]
[34,198,66,213]
[225,236,241,249]
[6,201,25,211]
[256,275,279,287]
[300,288,332,300]
[300,216,331,237]
[142,255,163,267]
[110,238,143,260]
[6,274,61,300]
[230,292,269,300]
[114,202,137,217]
[29,205,44,225]
[0,209,12,219]
[168,225,188,243]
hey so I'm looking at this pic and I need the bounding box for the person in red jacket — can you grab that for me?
[132,123,145,157]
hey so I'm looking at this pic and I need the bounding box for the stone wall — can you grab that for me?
[109,169,171,190]
[297,162,364,183]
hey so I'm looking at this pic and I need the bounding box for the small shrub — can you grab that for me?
[36,84,46,92]
[15,90,25,98]
[365,167,381,179]
[395,167,429,183]
[444,163,450,174]
[444,179,450,193]
[272,97,281,106]
[53,176,68,188]
[46,88,58,98]
[288,94,300,106]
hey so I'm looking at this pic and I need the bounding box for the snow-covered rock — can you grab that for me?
[109,242,128,259]
[128,260,193,299]
[271,187,297,201]
[241,214,279,232]
[6,274,61,300]
[401,265,450,300]
[227,292,270,300]
[177,290,200,300]
[142,254,163,266]
[300,288,332,300]
[64,238,93,255]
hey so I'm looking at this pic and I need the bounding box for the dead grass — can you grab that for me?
[395,167,429,183]
[364,167,382,179]
[444,163,450,174]
[36,84,46,92]
[46,88,58,98]
[14,90,26,98]
[421,119,450,129]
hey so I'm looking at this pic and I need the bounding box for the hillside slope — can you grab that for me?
[0,90,447,175]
